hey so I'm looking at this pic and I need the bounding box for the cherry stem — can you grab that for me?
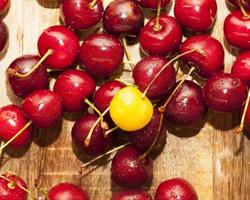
[238,0,249,19]
[84,107,110,147]
[0,121,32,152]
[141,49,198,98]
[0,175,37,199]
[122,37,134,70]
[89,0,98,9]
[153,0,162,31]
[104,126,119,137]
[114,78,134,86]
[9,49,53,78]
[236,89,250,134]
[84,99,102,117]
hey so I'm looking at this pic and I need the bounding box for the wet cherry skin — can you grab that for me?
[0,0,9,15]
[226,0,250,9]
[135,0,171,9]
[111,190,153,200]
[60,0,103,30]
[0,21,8,54]
[80,33,124,78]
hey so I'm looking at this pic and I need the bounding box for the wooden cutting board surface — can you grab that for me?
[0,0,249,199]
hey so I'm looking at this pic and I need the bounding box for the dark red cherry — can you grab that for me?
[111,146,153,188]
[165,80,207,125]
[0,21,8,54]
[103,0,144,37]
[180,35,224,79]
[94,80,126,112]
[203,72,248,112]
[139,15,182,56]
[174,0,217,32]
[48,183,89,200]
[224,10,250,50]
[22,89,63,129]
[135,0,171,9]
[0,105,32,149]
[226,0,250,9]
[60,0,103,30]
[0,0,9,15]
[53,69,96,112]
[37,25,79,69]
[111,190,153,200]
[133,56,176,99]
[0,173,27,200]
[6,55,49,98]
[155,178,198,200]
[80,33,124,78]
[71,113,113,155]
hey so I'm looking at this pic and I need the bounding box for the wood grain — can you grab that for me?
[0,0,249,199]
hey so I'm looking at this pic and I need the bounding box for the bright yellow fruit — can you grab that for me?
[110,86,153,131]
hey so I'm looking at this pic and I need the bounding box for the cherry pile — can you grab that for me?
[0,0,249,199]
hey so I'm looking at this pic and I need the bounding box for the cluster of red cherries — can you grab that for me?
[0,0,250,199]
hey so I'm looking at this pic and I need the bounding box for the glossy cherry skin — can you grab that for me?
[174,0,217,32]
[48,183,89,200]
[226,0,250,9]
[231,51,250,84]
[37,25,80,69]
[7,55,49,98]
[204,72,248,113]
[53,69,96,112]
[133,56,176,99]
[139,15,182,56]
[180,35,224,79]
[111,190,153,200]
[165,80,207,125]
[155,178,198,200]
[0,105,32,149]
[22,89,63,129]
[135,0,171,9]
[0,0,9,15]
[80,33,124,78]
[71,113,113,155]
[60,0,103,30]
[111,146,153,188]
[224,10,250,50]
[94,80,126,112]
[103,0,144,37]
[0,21,8,54]
[0,173,27,200]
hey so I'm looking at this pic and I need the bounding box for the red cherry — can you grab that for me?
[111,146,153,188]
[0,105,32,149]
[135,0,171,9]
[133,56,176,99]
[179,35,224,79]
[174,0,217,32]
[37,25,79,69]
[111,190,153,200]
[139,15,182,56]
[22,89,63,129]
[226,0,250,9]
[53,69,96,112]
[80,33,124,78]
[204,72,248,112]
[103,0,144,37]
[6,55,49,98]
[155,178,198,200]
[0,0,9,15]
[48,183,89,200]
[60,0,103,30]
[0,21,8,54]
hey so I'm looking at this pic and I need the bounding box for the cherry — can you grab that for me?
[37,25,79,69]
[48,183,90,200]
[174,0,217,32]
[0,105,32,149]
[111,189,153,200]
[0,0,9,15]
[226,0,250,9]
[103,0,144,37]
[80,33,124,78]
[0,21,8,54]
[111,145,153,188]
[71,113,113,155]
[6,55,49,98]
[179,35,224,79]
[155,178,198,200]
[203,72,248,112]
[133,56,176,99]
[53,69,96,112]
[139,15,182,56]
[135,0,171,9]
[94,80,126,112]
[60,0,103,30]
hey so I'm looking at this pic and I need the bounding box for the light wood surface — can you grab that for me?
[0,0,249,199]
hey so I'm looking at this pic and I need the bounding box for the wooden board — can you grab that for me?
[0,0,249,199]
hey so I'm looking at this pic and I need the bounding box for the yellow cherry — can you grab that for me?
[110,86,153,131]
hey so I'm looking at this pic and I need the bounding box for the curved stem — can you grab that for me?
[122,37,134,70]
[114,78,134,86]
[238,0,249,18]
[153,0,162,31]
[89,0,98,9]
[104,126,119,137]
[84,99,102,117]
